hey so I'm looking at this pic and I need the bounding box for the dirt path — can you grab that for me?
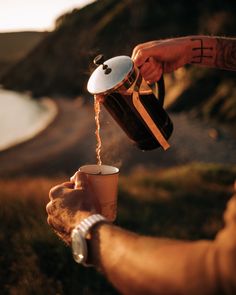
[0,99,235,177]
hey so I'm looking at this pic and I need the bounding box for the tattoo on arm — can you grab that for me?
[190,38,213,64]
[215,38,236,71]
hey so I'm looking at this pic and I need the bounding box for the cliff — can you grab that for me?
[1,0,235,123]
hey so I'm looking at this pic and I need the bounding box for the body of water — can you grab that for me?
[0,88,57,151]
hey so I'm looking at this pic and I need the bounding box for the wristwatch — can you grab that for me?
[71,214,106,266]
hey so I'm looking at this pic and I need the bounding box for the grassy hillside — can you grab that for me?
[0,163,235,294]
[0,0,235,123]
[167,67,236,124]
[0,31,47,78]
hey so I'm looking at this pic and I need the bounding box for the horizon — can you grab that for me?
[0,0,95,33]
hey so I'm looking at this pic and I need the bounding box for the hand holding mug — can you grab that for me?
[46,165,119,244]
[46,172,99,244]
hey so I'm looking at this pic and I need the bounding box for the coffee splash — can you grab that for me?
[94,95,103,166]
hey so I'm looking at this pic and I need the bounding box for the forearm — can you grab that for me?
[89,223,219,295]
[188,35,236,71]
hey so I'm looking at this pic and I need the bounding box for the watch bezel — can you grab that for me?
[71,228,88,264]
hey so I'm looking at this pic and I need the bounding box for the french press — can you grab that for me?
[87,54,173,151]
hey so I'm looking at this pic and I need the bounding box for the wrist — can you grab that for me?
[87,221,113,268]
[71,214,109,266]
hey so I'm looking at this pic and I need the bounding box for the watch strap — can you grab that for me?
[77,214,106,238]
[71,214,106,265]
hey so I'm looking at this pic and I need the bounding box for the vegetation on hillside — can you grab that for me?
[0,31,47,79]
[0,163,235,294]
[0,0,235,123]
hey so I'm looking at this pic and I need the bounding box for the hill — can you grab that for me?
[0,0,235,123]
[0,31,48,79]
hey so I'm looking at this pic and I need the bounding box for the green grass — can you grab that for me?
[0,163,235,294]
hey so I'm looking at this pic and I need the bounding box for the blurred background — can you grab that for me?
[0,0,235,294]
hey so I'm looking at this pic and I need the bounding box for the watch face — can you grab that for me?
[71,229,87,264]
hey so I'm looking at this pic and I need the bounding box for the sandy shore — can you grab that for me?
[0,89,58,151]
[0,97,235,177]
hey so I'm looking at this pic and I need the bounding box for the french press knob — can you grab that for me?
[93,54,112,74]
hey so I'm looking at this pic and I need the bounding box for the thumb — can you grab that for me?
[72,171,88,189]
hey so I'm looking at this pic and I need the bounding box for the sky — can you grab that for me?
[0,0,95,32]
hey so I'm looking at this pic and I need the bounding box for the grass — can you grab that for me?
[0,163,235,294]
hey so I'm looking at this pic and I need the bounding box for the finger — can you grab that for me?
[47,215,53,226]
[75,171,88,189]
[139,62,153,75]
[140,59,163,83]
[62,181,74,189]
[132,43,146,60]
[133,45,158,67]
[133,48,148,67]
[70,172,78,183]
[131,41,158,59]
[142,57,161,73]
[145,67,163,84]
[49,184,70,200]
[133,43,167,68]
[46,201,53,215]
[140,63,158,77]
[71,171,88,189]
[46,200,60,215]
[47,216,61,233]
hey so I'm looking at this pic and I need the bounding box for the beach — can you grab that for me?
[0,96,235,178]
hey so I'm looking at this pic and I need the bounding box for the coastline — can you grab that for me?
[0,89,58,152]
[0,97,235,178]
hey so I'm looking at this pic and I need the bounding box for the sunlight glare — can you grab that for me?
[0,0,95,32]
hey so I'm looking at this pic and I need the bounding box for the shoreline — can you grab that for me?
[0,98,235,178]
[0,92,58,152]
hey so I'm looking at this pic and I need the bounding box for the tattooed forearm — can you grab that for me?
[215,38,236,71]
[190,38,214,64]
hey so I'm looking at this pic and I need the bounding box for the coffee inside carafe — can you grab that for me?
[87,55,173,151]
[103,91,173,150]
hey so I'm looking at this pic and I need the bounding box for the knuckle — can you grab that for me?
[133,44,142,53]
[49,185,63,199]
[46,202,52,214]
[137,49,145,59]
[46,199,61,215]
[47,216,52,226]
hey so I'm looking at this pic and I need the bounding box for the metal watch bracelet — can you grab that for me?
[71,214,107,266]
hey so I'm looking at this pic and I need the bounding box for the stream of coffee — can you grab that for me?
[94,95,102,166]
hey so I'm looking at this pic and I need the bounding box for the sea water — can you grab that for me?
[0,88,57,151]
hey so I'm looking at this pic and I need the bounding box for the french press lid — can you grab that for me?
[87,55,135,95]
